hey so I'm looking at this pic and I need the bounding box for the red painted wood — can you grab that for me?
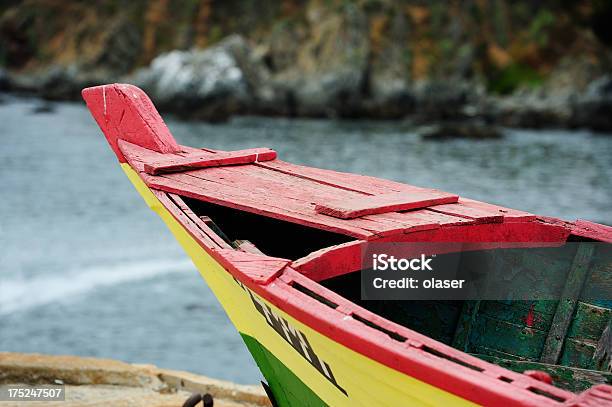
[314,191,459,219]
[215,248,289,285]
[572,220,612,243]
[152,190,229,250]
[143,148,277,174]
[258,159,423,194]
[293,221,571,282]
[154,185,580,405]
[119,142,476,239]
[235,240,265,255]
[142,171,374,239]
[523,370,553,384]
[428,199,505,224]
[82,84,180,162]
[459,198,536,222]
[565,385,612,406]
[380,209,476,229]
[165,192,232,249]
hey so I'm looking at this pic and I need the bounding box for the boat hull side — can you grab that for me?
[121,163,478,407]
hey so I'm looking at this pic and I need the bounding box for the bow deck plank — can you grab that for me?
[143,148,277,175]
[258,159,532,223]
[427,200,505,224]
[257,159,418,194]
[120,140,523,240]
[314,191,459,219]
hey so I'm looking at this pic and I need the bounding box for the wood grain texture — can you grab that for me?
[143,148,277,175]
[82,84,180,162]
[314,191,458,219]
[573,220,612,243]
[216,248,289,285]
[540,243,596,364]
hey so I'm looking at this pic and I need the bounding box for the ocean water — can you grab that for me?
[0,95,610,384]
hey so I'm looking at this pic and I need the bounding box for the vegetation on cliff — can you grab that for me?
[1,0,611,128]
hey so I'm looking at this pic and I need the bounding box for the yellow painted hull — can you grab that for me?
[123,163,478,406]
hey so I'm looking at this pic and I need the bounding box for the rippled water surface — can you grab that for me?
[0,96,610,384]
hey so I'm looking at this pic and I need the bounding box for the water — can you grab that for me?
[0,95,610,384]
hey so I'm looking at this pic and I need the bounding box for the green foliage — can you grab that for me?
[528,9,555,46]
[208,25,224,45]
[488,63,543,95]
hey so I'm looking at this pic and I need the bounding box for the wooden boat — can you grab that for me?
[83,84,612,406]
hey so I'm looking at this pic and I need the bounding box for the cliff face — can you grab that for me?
[1,0,612,128]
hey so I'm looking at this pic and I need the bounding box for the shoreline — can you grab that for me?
[2,69,611,133]
[0,352,270,406]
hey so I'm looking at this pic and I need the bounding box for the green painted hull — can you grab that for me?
[242,334,327,407]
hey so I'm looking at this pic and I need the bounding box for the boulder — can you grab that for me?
[0,67,9,91]
[420,121,503,141]
[133,35,255,121]
[367,8,415,119]
[273,2,370,118]
[571,75,612,132]
[413,81,481,122]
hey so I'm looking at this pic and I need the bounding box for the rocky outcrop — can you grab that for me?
[0,352,270,407]
[133,35,255,121]
[420,121,503,141]
[2,1,612,130]
[0,67,8,91]
[571,75,612,132]
[281,2,370,118]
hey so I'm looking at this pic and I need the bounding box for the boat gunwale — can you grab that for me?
[153,184,581,406]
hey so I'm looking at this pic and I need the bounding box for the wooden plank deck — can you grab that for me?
[119,141,530,241]
[314,191,458,219]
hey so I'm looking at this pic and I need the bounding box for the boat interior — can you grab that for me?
[179,191,611,394]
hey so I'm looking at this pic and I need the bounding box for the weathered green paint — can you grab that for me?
[559,338,598,370]
[481,251,568,300]
[581,244,612,309]
[469,315,548,360]
[471,345,526,361]
[452,300,480,351]
[474,354,612,393]
[479,300,555,332]
[593,319,612,371]
[241,333,328,407]
[566,302,611,341]
[541,243,596,364]
[369,300,463,345]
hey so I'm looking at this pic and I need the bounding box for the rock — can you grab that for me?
[367,7,415,118]
[133,35,254,121]
[420,121,503,141]
[31,102,55,114]
[274,2,370,118]
[0,67,9,91]
[0,352,162,388]
[0,352,270,407]
[38,65,82,100]
[84,17,142,75]
[571,75,612,132]
[488,86,573,129]
[413,81,481,122]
